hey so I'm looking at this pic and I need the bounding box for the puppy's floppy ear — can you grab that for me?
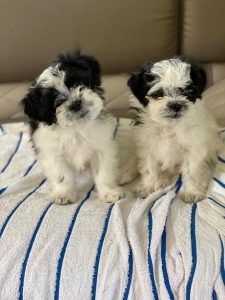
[127,64,154,106]
[22,86,58,125]
[190,63,207,95]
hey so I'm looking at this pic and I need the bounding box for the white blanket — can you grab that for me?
[0,122,225,300]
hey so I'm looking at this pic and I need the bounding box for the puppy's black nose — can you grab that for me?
[69,99,82,112]
[168,102,183,112]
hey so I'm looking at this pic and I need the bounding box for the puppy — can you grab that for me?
[22,51,125,204]
[127,58,221,203]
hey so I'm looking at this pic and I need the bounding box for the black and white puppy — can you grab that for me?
[22,52,125,204]
[128,58,221,203]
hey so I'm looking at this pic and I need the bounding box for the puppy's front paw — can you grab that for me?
[99,188,125,203]
[53,191,78,205]
[134,185,153,199]
[54,196,71,205]
[180,192,205,204]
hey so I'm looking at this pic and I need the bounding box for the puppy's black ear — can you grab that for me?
[22,87,58,125]
[127,66,154,106]
[190,63,207,95]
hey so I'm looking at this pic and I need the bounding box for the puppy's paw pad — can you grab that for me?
[180,192,205,204]
[100,189,125,203]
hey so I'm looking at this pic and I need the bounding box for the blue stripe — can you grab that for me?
[0,178,46,238]
[186,204,197,300]
[0,124,4,133]
[1,132,23,173]
[147,210,158,300]
[113,117,120,139]
[219,235,225,285]
[208,196,225,209]
[0,160,37,197]
[212,289,217,300]
[54,187,94,300]
[122,245,133,300]
[161,226,174,300]
[218,156,225,164]
[213,177,225,189]
[18,203,52,300]
[91,204,114,300]
[0,187,7,196]
[23,160,37,177]
[175,175,182,193]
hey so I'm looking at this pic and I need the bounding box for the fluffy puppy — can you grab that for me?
[128,58,222,203]
[22,51,125,204]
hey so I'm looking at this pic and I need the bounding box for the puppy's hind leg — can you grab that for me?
[119,156,139,185]
[92,142,125,203]
[38,153,78,205]
[180,155,216,203]
[133,155,170,198]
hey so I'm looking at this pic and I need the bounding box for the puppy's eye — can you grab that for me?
[150,89,164,99]
[144,73,154,82]
[180,87,199,100]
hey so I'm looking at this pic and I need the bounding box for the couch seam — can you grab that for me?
[106,89,129,104]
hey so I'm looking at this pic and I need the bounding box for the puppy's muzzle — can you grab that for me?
[68,99,82,112]
[166,101,187,119]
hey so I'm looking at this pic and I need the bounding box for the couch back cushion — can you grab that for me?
[0,0,178,81]
[181,0,225,62]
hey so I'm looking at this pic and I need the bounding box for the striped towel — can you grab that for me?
[0,122,225,300]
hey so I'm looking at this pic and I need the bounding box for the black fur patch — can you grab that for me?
[22,87,59,125]
[56,50,102,90]
[127,63,154,106]
[179,86,201,103]
[189,63,206,99]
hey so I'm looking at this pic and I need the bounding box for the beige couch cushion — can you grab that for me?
[0,0,178,82]
[181,0,225,62]
[0,75,131,122]
[0,82,30,122]
[204,79,225,127]
[0,71,225,127]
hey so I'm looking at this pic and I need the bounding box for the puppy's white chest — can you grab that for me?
[140,126,184,170]
[155,133,183,170]
[61,131,94,170]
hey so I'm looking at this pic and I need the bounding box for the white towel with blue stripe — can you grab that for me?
[0,122,225,300]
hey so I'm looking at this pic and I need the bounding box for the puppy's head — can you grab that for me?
[22,51,104,128]
[128,58,206,124]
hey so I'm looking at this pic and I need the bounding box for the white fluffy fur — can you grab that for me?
[33,112,128,204]
[36,64,68,95]
[131,59,222,203]
[149,59,191,90]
